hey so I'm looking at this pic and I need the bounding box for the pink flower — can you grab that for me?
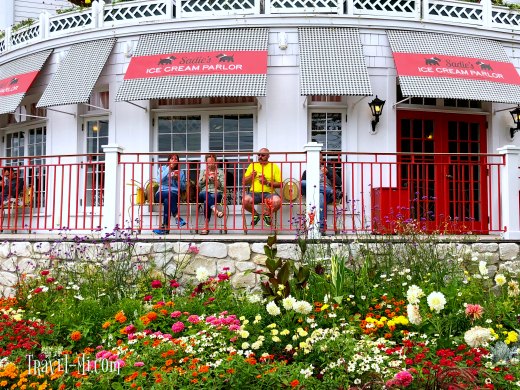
[125,324,136,334]
[171,321,185,333]
[151,280,162,288]
[465,304,484,321]
[388,371,412,388]
[114,359,126,368]
[170,280,180,288]
[143,295,153,301]
[40,270,50,276]
[188,245,199,254]
[134,362,145,367]
[171,311,182,318]
[187,315,200,324]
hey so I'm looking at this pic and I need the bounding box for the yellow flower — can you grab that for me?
[505,331,518,345]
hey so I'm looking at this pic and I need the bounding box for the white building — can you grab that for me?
[0,0,518,238]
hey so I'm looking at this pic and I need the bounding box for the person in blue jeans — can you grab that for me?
[153,154,187,235]
[301,163,341,233]
[197,154,225,235]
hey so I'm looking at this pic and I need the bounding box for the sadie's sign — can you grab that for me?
[392,53,520,85]
[0,71,39,97]
[124,50,268,80]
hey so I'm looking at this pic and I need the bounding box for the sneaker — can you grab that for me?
[252,214,261,226]
[263,215,272,227]
[176,217,187,227]
[153,229,169,235]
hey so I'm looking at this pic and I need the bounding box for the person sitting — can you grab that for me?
[301,162,341,232]
[153,154,187,235]
[242,148,282,227]
[1,168,24,204]
[198,154,225,235]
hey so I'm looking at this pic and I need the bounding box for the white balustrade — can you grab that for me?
[178,0,259,18]
[424,0,483,26]
[101,0,171,28]
[265,0,341,14]
[48,9,95,38]
[3,0,520,55]
[350,0,419,19]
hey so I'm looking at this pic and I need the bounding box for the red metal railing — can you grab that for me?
[326,152,504,234]
[119,152,307,233]
[0,151,508,235]
[0,154,104,232]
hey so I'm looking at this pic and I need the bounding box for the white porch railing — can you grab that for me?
[1,0,519,55]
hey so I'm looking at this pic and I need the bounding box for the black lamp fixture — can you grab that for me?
[509,105,520,139]
[368,95,386,133]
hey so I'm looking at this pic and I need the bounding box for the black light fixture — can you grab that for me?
[509,105,520,139]
[368,95,386,133]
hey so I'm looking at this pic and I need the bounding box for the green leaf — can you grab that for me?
[267,235,277,247]
[278,261,291,284]
[333,296,343,304]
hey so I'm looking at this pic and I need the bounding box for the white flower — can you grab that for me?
[74,295,84,300]
[266,301,281,316]
[282,296,296,311]
[293,300,312,315]
[241,342,250,349]
[427,291,446,313]
[464,326,492,348]
[479,261,488,276]
[406,285,424,304]
[494,273,506,286]
[407,304,422,325]
[195,267,210,282]
[248,294,262,303]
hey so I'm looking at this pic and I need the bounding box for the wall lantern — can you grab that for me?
[509,105,520,139]
[368,95,385,133]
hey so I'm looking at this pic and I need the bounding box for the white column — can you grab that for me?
[345,0,354,16]
[480,0,492,29]
[102,144,123,234]
[304,142,322,238]
[498,145,520,240]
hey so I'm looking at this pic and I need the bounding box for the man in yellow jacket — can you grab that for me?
[242,148,282,227]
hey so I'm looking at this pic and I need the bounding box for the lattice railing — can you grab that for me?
[492,6,520,28]
[426,0,483,26]
[10,24,40,48]
[49,9,94,37]
[179,0,259,18]
[266,0,341,14]
[102,0,171,26]
[349,0,418,18]
[0,38,5,54]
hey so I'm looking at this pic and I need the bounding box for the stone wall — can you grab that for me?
[0,239,519,297]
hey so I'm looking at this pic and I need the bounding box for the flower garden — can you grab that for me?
[0,232,519,389]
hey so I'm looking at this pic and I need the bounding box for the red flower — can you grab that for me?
[40,270,50,276]
[290,379,299,388]
[151,280,162,288]
[143,295,153,301]
[169,280,180,288]
[504,374,515,381]
[46,277,55,283]
[33,287,43,294]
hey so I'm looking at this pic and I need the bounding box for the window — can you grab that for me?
[158,116,202,153]
[209,114,254,203]
[85,119,108,207]
[310,112,342,152]
[5,125,47,206]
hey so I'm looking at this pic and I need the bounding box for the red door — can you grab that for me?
[397,111,489,233]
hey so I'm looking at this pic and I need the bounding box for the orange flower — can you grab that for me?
[70,331,82,342]
[115,311,127,323]
[102,321,111,329]
[290,379,300,387]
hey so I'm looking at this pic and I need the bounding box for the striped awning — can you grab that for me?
[387,30,520,104]
[298,28,372,96]
[37,39,116,108]
[0,50,52,115]
[116,28,269,101]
